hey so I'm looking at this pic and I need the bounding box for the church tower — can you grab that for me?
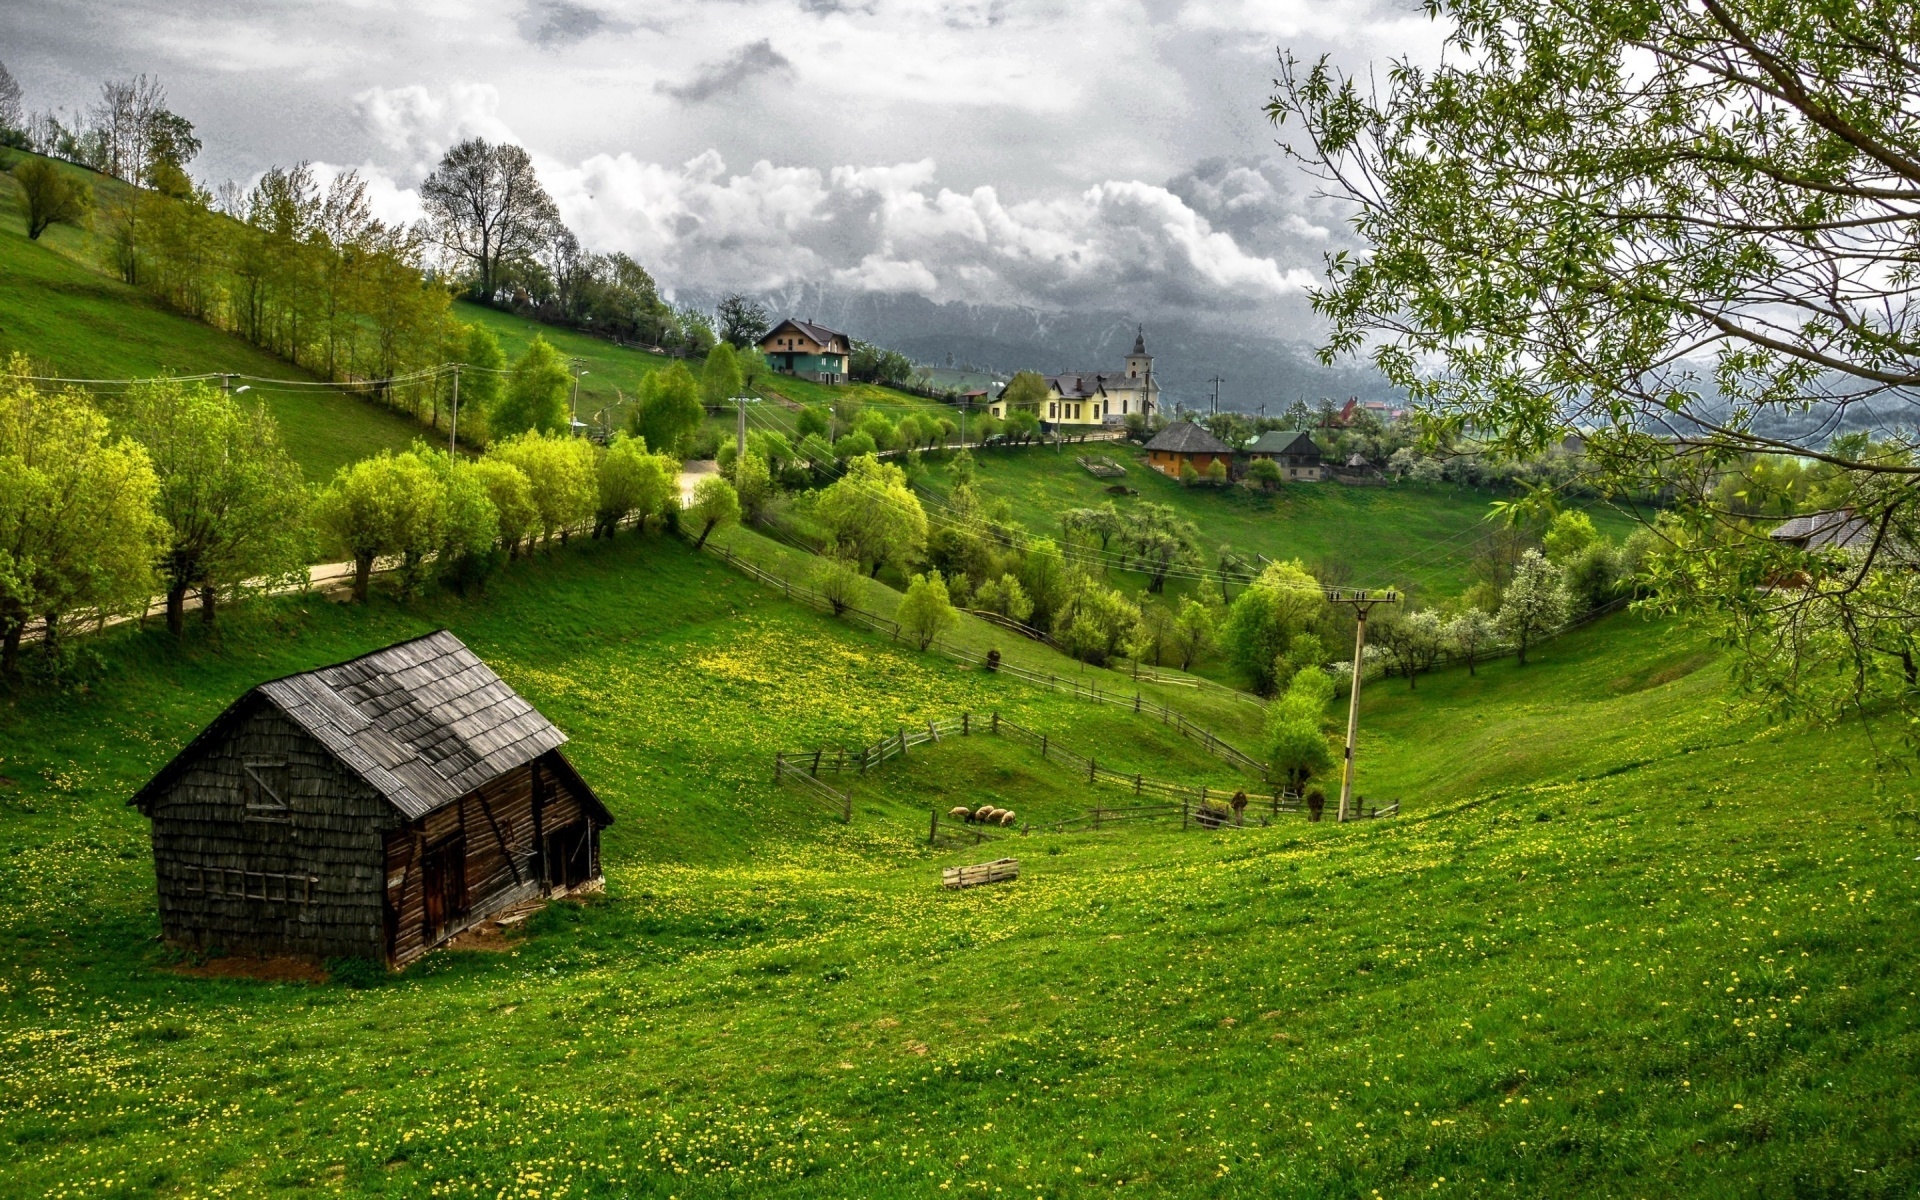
[1125,326,1152,379]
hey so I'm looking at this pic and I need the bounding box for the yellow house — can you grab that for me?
[990,327,1161,423]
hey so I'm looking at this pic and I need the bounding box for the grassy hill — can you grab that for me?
[0,531,1913,1196]
[0,154,423,479]
[457,301,955,440]
[920,442,1641,601]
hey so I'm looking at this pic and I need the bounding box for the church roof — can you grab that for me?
[1132,326,1148,355]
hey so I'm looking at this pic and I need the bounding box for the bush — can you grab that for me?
[898,569,959,650]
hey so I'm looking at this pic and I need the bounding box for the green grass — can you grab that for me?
[0,154,424,479]
[1,529,1915,1197]
[920,443,1640,603]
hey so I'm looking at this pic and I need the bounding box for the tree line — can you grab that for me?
[0,359,737,678]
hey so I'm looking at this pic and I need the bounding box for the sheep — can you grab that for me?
[997,810,1017,827]
[973,805,998,823]
[949,806,973,821]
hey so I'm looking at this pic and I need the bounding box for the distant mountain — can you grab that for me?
[675,284,1401,413]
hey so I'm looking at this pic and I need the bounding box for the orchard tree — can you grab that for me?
[898,569,959,650]
[1497,550,1572,666]
[0,369,160,673]
[418,447,502,594]
[493,335,570,437]
[1444,606,1497,676]
[118,379,307,633]
[1269,0,1920,733]
[1172,596,1217,669]
[1372,606,1446,690]
[313,451,444,602]
[471,458,537,556]
[685,474,739,549]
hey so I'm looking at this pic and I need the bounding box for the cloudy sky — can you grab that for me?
[3,0,1441,394]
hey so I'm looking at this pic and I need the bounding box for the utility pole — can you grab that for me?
[1206,375,1225,415]
[732,395,760,459]
[569,362,589,435]
[1326,588,1400,822]
[448,364,462,454]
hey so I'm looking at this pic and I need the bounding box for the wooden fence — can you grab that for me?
[772,754,852,823]
[773,710,1398,841]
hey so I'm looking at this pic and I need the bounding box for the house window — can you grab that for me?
[243,760,291,822]
[1048,402,1058,418]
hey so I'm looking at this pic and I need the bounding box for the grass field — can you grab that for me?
[1,529,1914,1197]
[0,156,423,479]
[919,443,1641,602]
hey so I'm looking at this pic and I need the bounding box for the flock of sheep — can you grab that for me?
[950,805,1018,827]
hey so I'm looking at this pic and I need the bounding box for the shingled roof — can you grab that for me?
[1143,421,1233,455]
[1246,430,1322,457]
[1768,509,1879,552]
[762,318,850,350]
[130,631,603,822]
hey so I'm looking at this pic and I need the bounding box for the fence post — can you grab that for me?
[962,712,970,736]
[993,711,1000,734]
[1088,757,1096,784]
[837,747,846,772]
[928,718,939,743]
[1094,807,1102,829]
[812,749,822,776]
[1183,799,1189,830]
[774,752,783,783]
[899,727,908,758]
[1134,693,1141,713]
[1041,733,1048,760]
[929,807,938,845]
[1135,774,1142,795]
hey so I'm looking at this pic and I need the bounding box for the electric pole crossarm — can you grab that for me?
[1326,590,1400,822]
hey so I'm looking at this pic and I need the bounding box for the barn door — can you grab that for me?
[421,835,468,943]
[544,824,590,890]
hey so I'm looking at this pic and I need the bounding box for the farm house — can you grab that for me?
[129,631,612,968]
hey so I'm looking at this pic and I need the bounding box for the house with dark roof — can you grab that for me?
[1768,509,1880,553]
[130,631,612,968]
[1244,430,1325,481]
[757,318,852,383]
[1143,420,1234,479]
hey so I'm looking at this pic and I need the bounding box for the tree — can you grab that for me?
[899,569,959,650]
[795,405,830,442]
[0,61,22,134]
[595,433,676,537]
[1222,559,1328,695]
[117,378,308,634]
[453,324,506,445]
[815,455,928,577]
[732,450,771,523]
[715,295,771,348]
[1497,550,1572,666]
[685,474,739,549]
[11,158,92,240]
[701,342,744,409]
[1444,607,1497,676]
[813,552,863,617]
[1265,673,1338,792]
[0,368,160,673]
[1245,457,1283,491]
[973,574,1035,625]
[1269,0,1920,735]
[417,446,502,594]
[420,139,560,302]
[1171,596,1217,669]
[999,371,1049,415]
[629,362,704,456]
[471,458,537,556]
[1053,578,1142,666]
[312,452,445,602]
[493,335,571,437]
[88,75,166,183]
[1543,511,1598,565]
[1120,503,1203,593]
[1372,606,1445,690]
[488,431,597,546]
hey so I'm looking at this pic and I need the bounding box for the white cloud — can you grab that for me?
[354,82,518,176]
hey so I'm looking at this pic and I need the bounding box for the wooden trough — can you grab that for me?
[942,858,1020,890]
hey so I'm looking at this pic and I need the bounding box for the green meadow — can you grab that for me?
[0,529,1913,1197]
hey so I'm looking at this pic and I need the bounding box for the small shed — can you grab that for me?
[1143,421,1234,478]
[1244,430,1325,481]
[130,631,612,968]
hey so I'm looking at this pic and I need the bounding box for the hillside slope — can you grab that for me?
[0,155,422,479]
[0,535,1912,1196]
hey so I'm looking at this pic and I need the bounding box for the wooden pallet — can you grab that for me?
[942,858,1020,889]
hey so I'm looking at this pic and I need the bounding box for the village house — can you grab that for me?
[990,327,1160,423]
[1143,420,1234,478]
[757,318,852,383]
[130,631,612,968]
[1244,429,1326,481]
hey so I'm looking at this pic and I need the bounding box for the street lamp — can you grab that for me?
[570,367,590,434]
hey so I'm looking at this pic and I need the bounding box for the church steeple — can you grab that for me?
[1126,325,1152,378]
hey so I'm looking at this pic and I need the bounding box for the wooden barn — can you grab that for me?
[130,631,612,968]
